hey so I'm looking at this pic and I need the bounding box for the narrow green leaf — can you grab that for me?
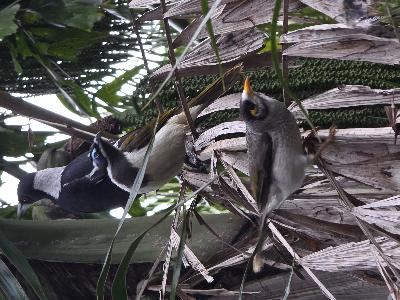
[201,0,225,91]
[29,0,101,31]
[282,264,295,300]
[96,239,114,300]
[269,0,317,135]
[14,31,34,59]
[28,0,68,26]
[95,65,143,106]
[0,229,47,300]
[5,40,23,74]
[141,0,223,110]
[111,173,224,300]
[385,1,400,42]
[57,90,83,116]
[64,80,100,118]
[31,52,96,117]
[28,27,108,60]
[111,205,176,300]
[64,0,103,31]
[0,3,20,40]
[169,211,188,300]
[0,258,28,300]
[102,6,132,21]
[128,198,146,217]
[97,114,160,300]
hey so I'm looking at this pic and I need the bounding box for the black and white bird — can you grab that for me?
[240,77,307,271]
[17,107,203,216]
[17,150,129,216]
[88,106,204,194]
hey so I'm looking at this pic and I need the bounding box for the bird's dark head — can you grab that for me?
[241,77,288,128]
[240,77,269,122]
[88,133,108,170]
[17,172,49,218]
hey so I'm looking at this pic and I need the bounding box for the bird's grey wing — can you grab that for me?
[247,131,273,211]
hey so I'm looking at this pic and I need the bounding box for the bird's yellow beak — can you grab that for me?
[243,77,254,98]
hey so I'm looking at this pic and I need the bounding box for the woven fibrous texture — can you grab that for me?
[118,58,400,130]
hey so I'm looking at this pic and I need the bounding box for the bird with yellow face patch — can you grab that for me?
[240,77,307,272]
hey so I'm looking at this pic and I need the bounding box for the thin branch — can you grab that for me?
[160,182,186,299]
[139,0,223,111]
[130,11,164,114]
[0,90,118,141]
[159,0,198,139]
[0,158,28,180]
[268,222,336,300]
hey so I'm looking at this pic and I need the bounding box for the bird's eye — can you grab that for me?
[249,105,258,117]
[247,102,258,117]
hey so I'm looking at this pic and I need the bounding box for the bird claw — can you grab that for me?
[17,203,30,219]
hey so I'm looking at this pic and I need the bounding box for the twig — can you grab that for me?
[139,0,222,112]
[160,183,186,299]
[0,90,118,141]
[0,198,9,206]
[130,11,164,114]
[159,0,198,139]
[0,158,28,180]
[135,244,168,300]
[268,222,336,300]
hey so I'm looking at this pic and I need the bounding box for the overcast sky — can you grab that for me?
[1,45,164,218]
[0,94,91,206]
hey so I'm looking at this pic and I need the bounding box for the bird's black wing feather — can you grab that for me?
[58,174,129,213]
[247,131,273,211]
[60,152,97,185]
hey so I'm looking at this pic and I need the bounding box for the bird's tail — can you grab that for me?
[251,204,276,273]
[252,252,264,273]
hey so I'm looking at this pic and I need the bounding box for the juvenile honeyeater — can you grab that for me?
[241,77,307,272]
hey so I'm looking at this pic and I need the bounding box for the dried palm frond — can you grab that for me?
[289,85,400,119]
[298,0,376,24]
[352,195,400,236]
[300,237,400,271]
[129,0,179,9]
[283,28,400,65]
[172,0,301,46]
[151,28,264,79]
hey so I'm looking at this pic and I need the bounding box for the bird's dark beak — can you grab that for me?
[17,203,30,219]
[243,77,254,98]
[94,132,102,144]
